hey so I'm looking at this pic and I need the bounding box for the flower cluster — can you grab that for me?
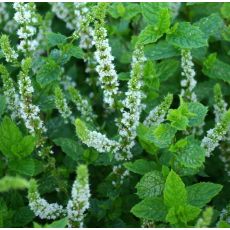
[144,93,173,127]
[75,119,119,153]
[195,207,213,228]
[13,2,39,54]
[180,49,197,102]
[0,35,18,63]
[67,165,91,227]
[201,109,230,157]
[54,87,72,124]
[93,18,119,107]
[116,46,146,161]
[68,86,96,123]
[220,204,230,225]
[213,83,227,123]
[112,165,129,186]
[0,65,20,119]
[61,75,77,91]
[28,179,66,220]
[18,58,46,135]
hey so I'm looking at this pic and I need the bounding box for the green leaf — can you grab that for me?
[46,32,67,48]
[44,217,68,228]
[144,40,180,60]
[9,158,44,176]
[124,159,157,175]
[221,3,230,20]
[136,170,165,199]
[0,95,6,117]
[0,176,29,192]
[188,102,208,127]
[186,182,223,208]
[156,59,180,82]
[11,135,36,159]
[164,170,187,207]
[138,8,170,45]
[36,58,62,87]
[12,207,34,227]
[170,136,205,169]
[53,138,84,161]
[218,220,230,228]
[167,22,208,49]
[0,116,22,158]
[131,197,167,221]
[62,44,84,59]
[166,205,201,225]
[194,13,224,40]
[203,54,230,84]
[152,124,177,148]
[141,3,170,25]
[167,98,195,130]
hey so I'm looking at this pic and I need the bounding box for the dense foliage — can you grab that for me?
[1,2,230,228]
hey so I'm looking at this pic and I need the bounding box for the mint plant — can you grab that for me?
[1,2,230,228]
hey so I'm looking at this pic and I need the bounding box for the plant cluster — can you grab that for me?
[1,2,230,228]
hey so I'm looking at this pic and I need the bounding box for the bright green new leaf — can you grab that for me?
[186,182,223,208]
[167,22,208,49]
[164,170,187,207]
[166,205,201,225]
[136,170,165,199]
[131,197,168,221]
[221,3,230,20]
[124,159,157,175]
[0,176,29,192]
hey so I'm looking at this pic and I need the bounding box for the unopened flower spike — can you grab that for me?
[196,207,213,228]
[54,86,72,124]
[201,109,230,157]
[28,179,66,220]
[92,3,119,108]
[67,165,91,228]
[0,64,20,119]
[180,49,197,102]
[0,35,18,63]
[116,45,146,161]
[144,93,173,127]
[75,118,119,153]
[68,86,96,123]
[18,58,46,135]
[213,83,227,123]
[13,2,40,55]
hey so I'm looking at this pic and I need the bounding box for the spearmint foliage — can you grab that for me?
[67,165,90,227]
[2,2,230,228]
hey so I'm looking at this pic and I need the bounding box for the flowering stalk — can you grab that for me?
[13,2,39,55]
[75,119,119,153]
[18,58,46,136]
[92,3,119,108]
[0,65,20,119]
[67,165,91,227]
[144,93,173,127]
[116,45,146,161]
[0,35,18,63]
[213,83,227,123]
[196,207,213,228]
[201,109,230,157]
[54,86,72,124]
[28,179,66,220]
[68,86,96,123]
[180,49,197,102]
